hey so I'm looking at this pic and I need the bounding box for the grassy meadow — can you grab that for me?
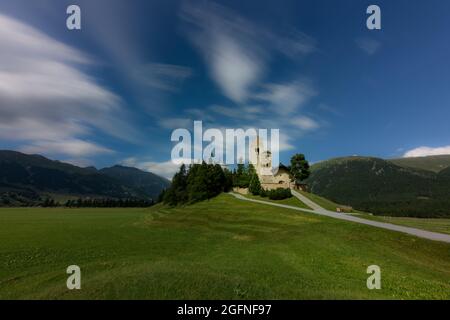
[0,194,449,300]
[354,215,450,235]
[243,193,311,209]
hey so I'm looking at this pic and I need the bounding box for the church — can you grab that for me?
[249,136,292,190]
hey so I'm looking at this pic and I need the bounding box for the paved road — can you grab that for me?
[229,192,450,244]
[290,189,325,211]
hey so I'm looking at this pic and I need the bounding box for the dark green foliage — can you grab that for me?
[42,197,56,207]
[307,156,450,217]
[263,188,292,200]
[249,172,262,195]
[157,189,166,203]
[65,198,154,208]
[233,163,251,188]
[259,188,267,197]
[164,164,188,206]
[290,154,310,184]
[223,168,234,192]
[163,162,228,205]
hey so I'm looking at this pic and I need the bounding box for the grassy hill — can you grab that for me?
[306,156,450,218]
[0,150,170,205]
[0,194,449,299]
[390,155,450,173]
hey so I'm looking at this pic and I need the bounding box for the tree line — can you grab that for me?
[65,198,154,208]
[160,154,310,206]
[38,197,155,208]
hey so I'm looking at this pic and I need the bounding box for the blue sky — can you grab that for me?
[1,0,450,178]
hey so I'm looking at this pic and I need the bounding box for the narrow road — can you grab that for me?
[290,189,325,211]
[229,192,450,244]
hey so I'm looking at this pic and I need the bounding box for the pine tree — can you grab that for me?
[249,172,262,195]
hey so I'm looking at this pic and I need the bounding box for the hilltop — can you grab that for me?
[389,155,450,173]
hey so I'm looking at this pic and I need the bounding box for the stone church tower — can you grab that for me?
[249,136,292,190]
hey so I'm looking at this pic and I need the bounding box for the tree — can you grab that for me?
[164,164,188,205]
[223,168,233,192]
[290,154,310,185]
[163,162,231,205]
[249,172,262,195]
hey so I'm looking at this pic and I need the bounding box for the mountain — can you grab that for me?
[306,156,450,217]
[100,165,170,199]
[0,150,170,206]
[389,155,450,173]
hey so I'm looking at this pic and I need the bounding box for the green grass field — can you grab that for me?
[1,194,449,299]
[298,191,344,211]
[243,193,311,209]
[353,215,450,235]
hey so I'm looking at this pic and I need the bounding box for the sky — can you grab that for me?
[1,0,450,179]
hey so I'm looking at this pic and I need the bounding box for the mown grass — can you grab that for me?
[243,193,311,209]
[0,194,449,300]
[352,215,450,235]
[298,191,344,211]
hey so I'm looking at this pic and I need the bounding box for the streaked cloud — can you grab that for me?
[19,139,113,157]
[290,116,319,131]
[180,1,316,103]
[0,13,137,159]
[253,81,317,115]
[134,63,192,92]
[403,146,450,158]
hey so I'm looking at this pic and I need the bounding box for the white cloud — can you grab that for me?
[403,146,450,158]
[0,13,137,158]
[208,35,263,102]
[355,38,381,55]
[180,1,316,103]
[290,116,319,131]
[254,81,316,115]
[19,139,113,157]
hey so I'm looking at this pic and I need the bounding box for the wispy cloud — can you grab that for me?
[289,116,319,131]
[403,145,450,157]
[253,81,316,115]
[355,38,381,55]
[180,1,316,103]
[0,13,137,159]
[19,139,113,157]
[133,63,192,92]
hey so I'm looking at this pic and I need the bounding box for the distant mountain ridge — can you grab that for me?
[306,155,450,217]
[0,150,170,206]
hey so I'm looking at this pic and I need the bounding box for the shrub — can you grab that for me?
[259,188,267,198]
[267,188,292,200]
